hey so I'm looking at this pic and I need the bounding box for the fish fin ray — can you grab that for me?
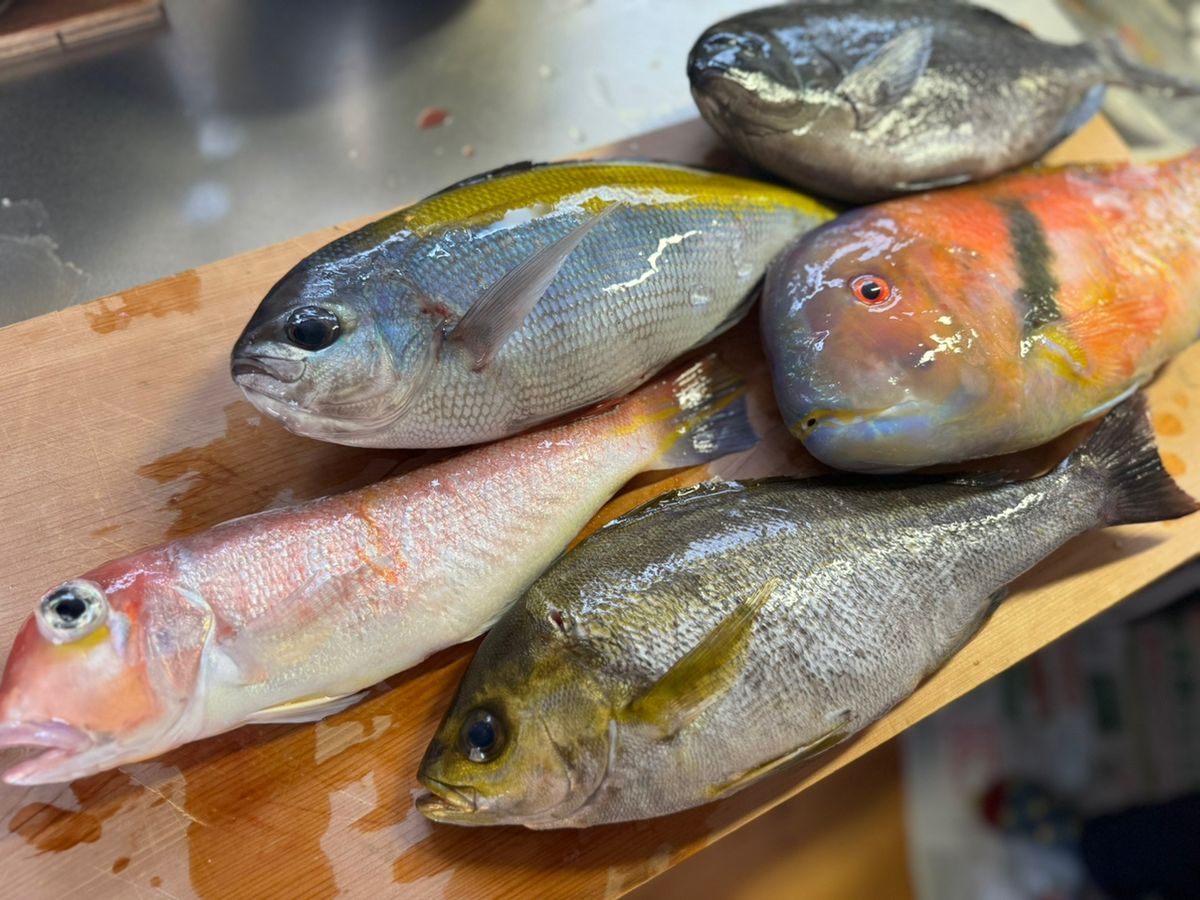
[708,714,852,799]
[837,26,933,129]
[449,202,623,370]
[224,565,373,680]
[246,690,370,725]
[623,578,779,740]
[1091,33,1200,96]
[1074,392,1198,526]
[650,356,759,470]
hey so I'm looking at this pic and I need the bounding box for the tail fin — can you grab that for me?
[1092,33,1200,97]
[637,355,759,470]
[1074,393,1197,526]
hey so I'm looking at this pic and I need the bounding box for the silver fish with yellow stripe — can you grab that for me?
[231,160,832,448]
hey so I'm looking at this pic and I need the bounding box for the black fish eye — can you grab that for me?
[37,580,108,642]
[459,708,506,763]
[285,306,341,351]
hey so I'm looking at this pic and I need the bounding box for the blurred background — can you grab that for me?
[2,1,1199,897]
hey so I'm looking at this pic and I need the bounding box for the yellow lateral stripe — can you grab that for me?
[353,161,832,245]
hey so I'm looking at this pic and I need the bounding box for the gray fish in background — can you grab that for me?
[231,161,831,448]
[416,396,1195,827]
[688,3,1200,202]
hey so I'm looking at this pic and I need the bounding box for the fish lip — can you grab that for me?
[791,401,920,438]
[0,720,95,785]
[230,354,306,385]
[415,776,480,822]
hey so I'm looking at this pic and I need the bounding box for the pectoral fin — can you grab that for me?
[246,690,370,725]
[622,578,779,740]
[449,202,622,370]
[708,713,852,799]
[838,27,933,129]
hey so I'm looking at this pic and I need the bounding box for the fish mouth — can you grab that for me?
[792,407,875,438]
[415,776,482,824]
[0,720,96,785]
[792,402,922,438]
[231,355,306,387]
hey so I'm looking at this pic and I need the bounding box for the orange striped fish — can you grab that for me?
[763,152,1200,471]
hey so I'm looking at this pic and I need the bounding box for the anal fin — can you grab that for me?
[246,690,370,725]
[708,714,852,799]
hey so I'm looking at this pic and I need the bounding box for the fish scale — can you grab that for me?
[688,3,1200,202]
[417,398,1196,828]
[764,151,1200,472]
[233,161,830,448]
[0,358,757,783]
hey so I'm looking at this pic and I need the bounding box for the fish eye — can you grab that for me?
[850,274,892,306]
[285,306,342,351]
[459,708,506,763]
[37,580,108,644]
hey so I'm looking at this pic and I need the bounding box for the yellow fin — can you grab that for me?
[622,578,779,740]
[708,715,852,799]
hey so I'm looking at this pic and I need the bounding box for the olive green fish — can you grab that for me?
[231,161,831,448]
[416,396,1195,827]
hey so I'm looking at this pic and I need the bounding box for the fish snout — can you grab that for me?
[689,29,801,94]
[0,719,94,785]
[416,776,481,822]
[230,354,306,386]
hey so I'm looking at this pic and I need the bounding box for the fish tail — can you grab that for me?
[628,355,759,470]
[1074,393,1197,527]
[1091,33,1200,97]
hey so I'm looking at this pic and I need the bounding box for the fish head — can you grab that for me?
[688,24,822,133]
[763,207,1003,471]
[416,605,612,827]
[231,251,438,444]
[688,16,848,135]
[0,560,211,784]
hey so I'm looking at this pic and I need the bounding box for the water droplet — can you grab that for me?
[690,289,711,308]
[736,261,754,280]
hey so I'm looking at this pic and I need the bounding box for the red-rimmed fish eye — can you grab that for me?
[850,274,892,306]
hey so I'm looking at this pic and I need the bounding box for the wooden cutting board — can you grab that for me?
[1,115,1197,899]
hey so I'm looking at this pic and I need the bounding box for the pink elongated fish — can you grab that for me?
[0,358,754,784]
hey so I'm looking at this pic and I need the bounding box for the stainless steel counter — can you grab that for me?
[1,0,1183,328]
[0,0,753,326]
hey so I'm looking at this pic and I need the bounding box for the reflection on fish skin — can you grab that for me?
[763,151,1200,472]
[230,160,832,448]
[688,3,1200,202]
[417,395,1196,828]
[0,357,756,785]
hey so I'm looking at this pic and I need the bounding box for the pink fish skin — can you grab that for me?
[0,357,753,785]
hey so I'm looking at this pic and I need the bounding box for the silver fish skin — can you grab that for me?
[416,396,1195,828]
[231,160,830,448]
[688,3,1200,202]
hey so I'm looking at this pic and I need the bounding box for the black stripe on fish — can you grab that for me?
[996,199,1061,333]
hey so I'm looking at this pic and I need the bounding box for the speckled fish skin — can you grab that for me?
[231,160,831,447]
[763,151,1200,472]
[0,358,754,784]
[688,3,1200,202]
[415,397,1195,828]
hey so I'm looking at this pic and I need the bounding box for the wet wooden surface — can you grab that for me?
[1,116,1198,899]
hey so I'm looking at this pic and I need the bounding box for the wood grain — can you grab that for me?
[0,0,163,64]
[1,115,1196,900]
